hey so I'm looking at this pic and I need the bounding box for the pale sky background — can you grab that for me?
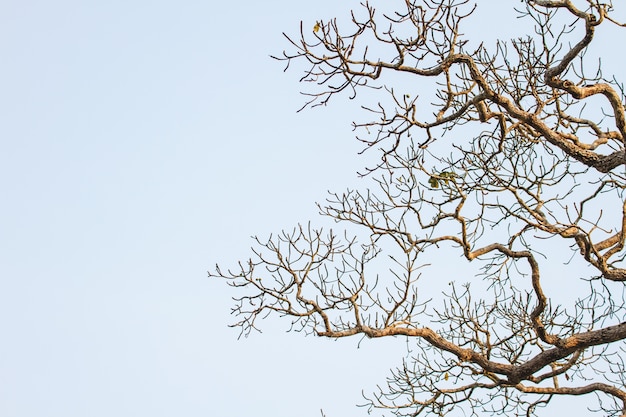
[0,1,624,417]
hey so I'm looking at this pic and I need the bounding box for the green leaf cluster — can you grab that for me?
[428,171,458,189]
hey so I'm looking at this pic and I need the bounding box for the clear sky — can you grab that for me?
[0,1,623,417]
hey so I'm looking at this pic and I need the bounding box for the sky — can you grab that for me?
[0,1,624,417]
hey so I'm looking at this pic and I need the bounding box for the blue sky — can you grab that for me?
[0,1,385,416]
[1,1,624,416]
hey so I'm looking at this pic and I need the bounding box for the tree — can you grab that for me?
[211,1,626,415]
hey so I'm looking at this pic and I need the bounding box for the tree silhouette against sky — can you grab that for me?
[212,1,626,415]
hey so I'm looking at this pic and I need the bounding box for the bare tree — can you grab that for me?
[211,1,626,415]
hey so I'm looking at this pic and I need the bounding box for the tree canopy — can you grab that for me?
[211,1,626,415]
